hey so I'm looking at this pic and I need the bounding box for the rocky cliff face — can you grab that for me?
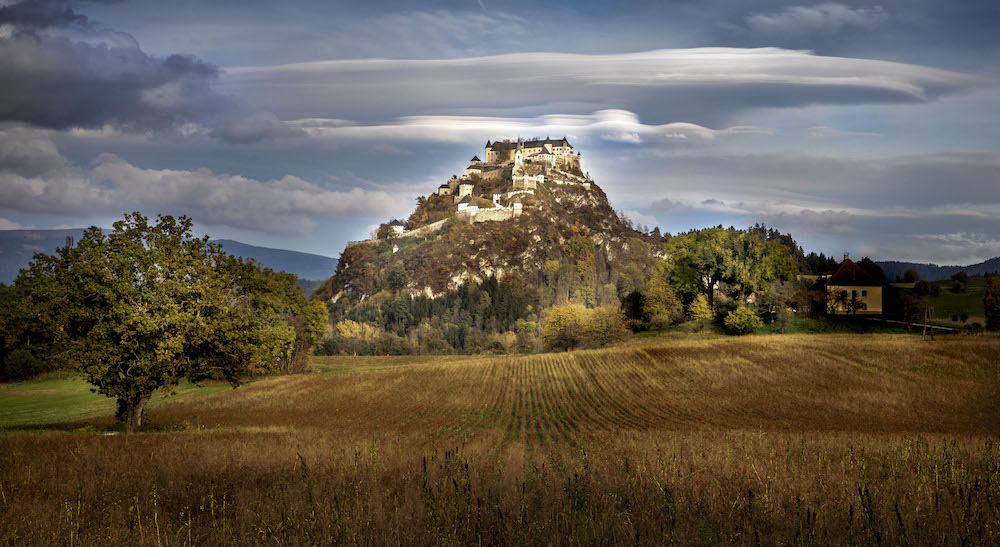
[313,164,663,310]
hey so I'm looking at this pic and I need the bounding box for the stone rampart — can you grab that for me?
[398,218,448,238]
[464,207,521,224]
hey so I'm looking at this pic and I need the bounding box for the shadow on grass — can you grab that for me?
[0,418,213,435]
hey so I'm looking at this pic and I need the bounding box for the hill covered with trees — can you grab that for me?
[313,153,810,356]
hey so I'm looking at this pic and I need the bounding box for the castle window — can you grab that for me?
[852,290,857,298]
[862,290,867,297]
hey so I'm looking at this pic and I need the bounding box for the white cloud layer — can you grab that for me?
[224,48,975,124]
[0,139,413,235]
[289,109,770,145]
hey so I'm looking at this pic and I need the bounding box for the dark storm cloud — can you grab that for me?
[0,0,291,142]
[0,0,88,28]
[0,32,227,131]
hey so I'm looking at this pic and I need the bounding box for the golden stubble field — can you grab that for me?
[2,334,999,545]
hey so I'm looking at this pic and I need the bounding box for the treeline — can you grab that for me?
[322,275,540,355]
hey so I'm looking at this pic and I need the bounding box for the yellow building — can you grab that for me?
[822,256,883,315]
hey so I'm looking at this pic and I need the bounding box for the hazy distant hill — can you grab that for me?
[212,240,337,282]
[877,257,1000,282]
[0,229,86,285]
[0,230,336,288]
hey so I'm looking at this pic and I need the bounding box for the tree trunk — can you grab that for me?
[117,394,151,431]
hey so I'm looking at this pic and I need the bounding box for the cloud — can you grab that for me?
[745,3,888,36]
[0,24,228,133]
[225,47,975,125]
[0,217,23,230]
[807,126,882,138]
[911,232,1000,263]
[290,109,770,145]
[0,0,88,29]
[628,150,1000,215]
[0,128,65,169]
[0,0,286,143]
[754,208,856,235]
[622,209,659,229]
[606,149,1000,263]
[644,197,746,215]
[647,197,686,212]
[210,111,306,144]
[0,140,414,235]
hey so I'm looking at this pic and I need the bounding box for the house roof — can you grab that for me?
[438,183,450,188]
[824,258,880,287]
[471,155,481,161]
[459,179,475,186]
[388,219,406,226]
[458,195,475,204]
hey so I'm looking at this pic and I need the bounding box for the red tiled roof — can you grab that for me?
[824,259,879,287]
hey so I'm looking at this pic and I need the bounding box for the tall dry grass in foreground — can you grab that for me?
[1,334,998,544]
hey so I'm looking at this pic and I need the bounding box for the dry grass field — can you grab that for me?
[2,334,999,544]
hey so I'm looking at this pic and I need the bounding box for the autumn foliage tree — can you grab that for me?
[0,213,322,430]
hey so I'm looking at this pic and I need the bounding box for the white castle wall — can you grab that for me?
[460,206,522,224]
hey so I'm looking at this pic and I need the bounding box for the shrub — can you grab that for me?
[774,306,794,334]
[582,306,630,348]
[723,306,763,335]
[620,291,645,332]
[687,294,713,330]
[0,347,48,382]
[643,276,683,330]
[513,319,539,335]
[714,300,740,327]
[542,303,585,352]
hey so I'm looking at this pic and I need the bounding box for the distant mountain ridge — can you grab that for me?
[212,240,337,282]
[0,230,336,285]
[877,257,1000,282]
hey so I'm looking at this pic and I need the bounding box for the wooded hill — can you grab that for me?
[312,164,818,355]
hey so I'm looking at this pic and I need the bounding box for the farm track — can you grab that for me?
[142,334,1000,438]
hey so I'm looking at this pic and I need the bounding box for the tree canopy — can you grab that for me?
[0,213,324,429]
[666,227,797,307]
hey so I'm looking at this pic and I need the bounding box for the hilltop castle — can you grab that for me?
[351,138,591,245]
[483,137,581,169]
[437,137,588,195]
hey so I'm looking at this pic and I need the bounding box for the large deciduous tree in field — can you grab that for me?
[667,228,797,307]
[1,213,325,430]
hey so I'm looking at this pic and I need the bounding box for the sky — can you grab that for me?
[1,0,998,265]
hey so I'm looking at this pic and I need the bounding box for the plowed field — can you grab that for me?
[2,334,998,544]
